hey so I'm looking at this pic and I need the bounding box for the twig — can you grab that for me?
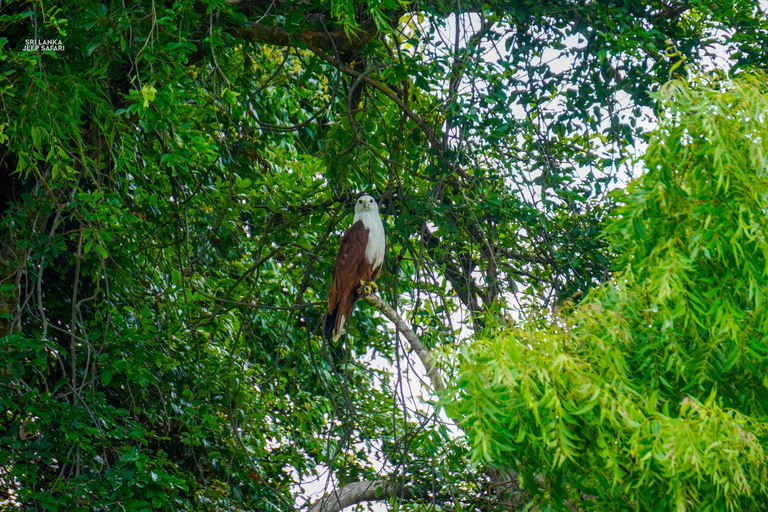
[70,227,84,392]
[192,287,324,311]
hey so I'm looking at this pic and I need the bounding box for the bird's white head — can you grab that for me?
[354,195,379,215]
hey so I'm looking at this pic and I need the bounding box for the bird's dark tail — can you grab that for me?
[323,309,337,341]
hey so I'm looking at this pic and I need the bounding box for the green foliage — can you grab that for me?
[0,0,766,509]
[449,74,768,511]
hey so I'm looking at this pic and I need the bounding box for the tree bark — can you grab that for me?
[308,479,416,512]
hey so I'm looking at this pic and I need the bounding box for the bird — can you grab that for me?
[324,195,386,342]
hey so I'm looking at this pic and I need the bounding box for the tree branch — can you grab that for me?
[420,222,486,324]
[307,479,416,512]
[360,292,445,393]
[304,45,469,186]
[306,43,443,150]
[239,21,378,53]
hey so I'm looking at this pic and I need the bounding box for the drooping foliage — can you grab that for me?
[449,74,768,511]
[0,0,767,509]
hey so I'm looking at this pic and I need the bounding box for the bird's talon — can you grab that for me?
[357,280,377,296]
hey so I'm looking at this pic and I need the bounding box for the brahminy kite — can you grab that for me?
[324,195,385,342]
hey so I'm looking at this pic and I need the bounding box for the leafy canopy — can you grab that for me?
[449,73,768,511]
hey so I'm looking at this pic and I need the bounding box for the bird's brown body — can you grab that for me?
[324,196,385,341]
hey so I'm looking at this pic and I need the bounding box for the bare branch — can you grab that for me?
[360,291,445,393]
[307,479,415,512]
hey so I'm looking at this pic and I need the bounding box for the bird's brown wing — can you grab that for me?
[324,220,370,341]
